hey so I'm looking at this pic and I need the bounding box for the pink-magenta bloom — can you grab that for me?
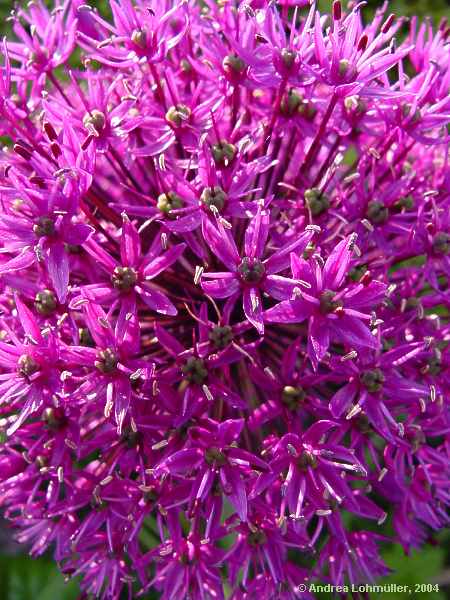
[0,1,448,599]
[201,209,316,333]
[265,236,386,367]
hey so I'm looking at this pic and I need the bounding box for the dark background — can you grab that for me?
[0,1,448,599]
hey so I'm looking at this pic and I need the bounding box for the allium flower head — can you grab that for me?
[0,1,448,599]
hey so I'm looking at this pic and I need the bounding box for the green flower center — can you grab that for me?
[209,325,233,350]
[35,289,57,315]
[222,54,246,76]
[237,257,266,284]
[281,48,297,69]
[18,354,40,378]
[33,217,55,237]
[204,447,227,467]
[432,232,450,256]
[360,368,385,393]
[83,110,106,133]
[165,104,191,127]
[111,266,138,292]
[297,451,318,470]
[212,141,237,166]
[42,407,66,430]
[248,529,267,546]
[157,191,183,215]
[281,385,306,410]
[181,357,208,385]
[79,328,95,347]
[366,201,389,224]
[200,186,228,212]
[319,290,343,315]
[304,188,330,217]
[131,29,146,49]
[95,348,119,374]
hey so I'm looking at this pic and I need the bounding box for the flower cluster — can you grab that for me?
[0,1,449,599]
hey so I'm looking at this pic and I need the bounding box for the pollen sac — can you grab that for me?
[204,446,227,466]
[304,188,330,217]
[181,357,208,385]
[366,201,389,224]
[212,141,237,166]
[208,325,233,350]
[111,266,138,292]
[237,257,266,284]
[33,216,55,237]
[157,191,183,214]
[200,186,228,211]
[222,53,246,76]
[95,348,119,374]
[165,104,191,128]
[35,289,58,316]
[18,354,40,378]
[281,385,306,410]
[360,368,385,393]
[432,232,450,256]
[319,290,343,315]
[83,110,106,134]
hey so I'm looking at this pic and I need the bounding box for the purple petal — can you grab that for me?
[0,250,35,274]
[308,316,330,367]
[330,381,358,418]
[201,276,240,299]
[202,218,240,271]
[114,377,131,435]
[222,466,247,522]
[323,236,354,290]
[344,280,387,309]
[63,222,94,246]
[137,284,177,316]
[264,229,315,275]
[264,275,297,300]
[120,214,141,267]
[244,208,270,259]
[14,294,42,341]
[243,287,264,334]
[164,212,201,233]
[47,242,69,303]
[161,448,203,474]
[265,298,313,324]
[329,315,377,349]
[142,243,186,279]
[154,323,185,356]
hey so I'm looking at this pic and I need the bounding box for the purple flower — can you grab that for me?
[73,214,185,318]
[0,1,448,598]
[201,208,316,333]
[265,236,386,367]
